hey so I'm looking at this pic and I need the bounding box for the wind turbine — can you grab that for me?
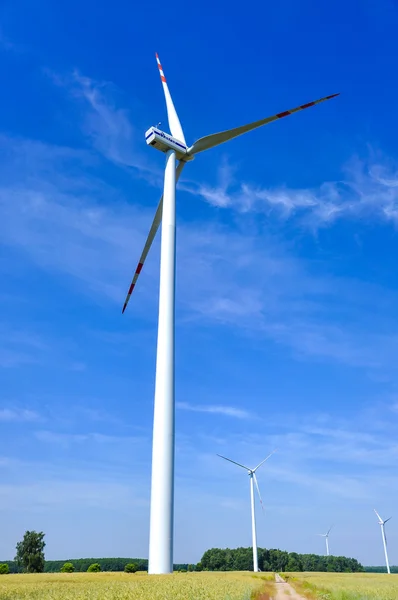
[374,509,392,574]
[217,451,276,572]
[122,52,339,575]
[317,525,333,556]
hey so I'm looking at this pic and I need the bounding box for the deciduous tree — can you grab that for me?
[15,531,46,573]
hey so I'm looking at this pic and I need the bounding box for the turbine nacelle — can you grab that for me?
[374,509,392,526]
[318,525,333,537]
[145,127,194,162]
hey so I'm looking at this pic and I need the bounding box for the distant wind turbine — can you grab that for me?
[317,525,333,556]
[374,509,392,574]
[217,450,276,572]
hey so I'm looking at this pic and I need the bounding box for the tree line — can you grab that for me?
[0,530,376,575]
[45,558,149,573]
[1,532,192,574]
[0,549,365,574]
[0,557,193,574]
[198,547,364,572]
[364,565,398,574]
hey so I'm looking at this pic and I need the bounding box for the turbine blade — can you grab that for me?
[253,473,265,513]
[216,454,250,471]
[188,93,339,156]
[374,509,384,523]
[122,161,185,313]
[327,525,333,535]
[253,449,277,472]
[384,517,392,524]
[155,53,186,144]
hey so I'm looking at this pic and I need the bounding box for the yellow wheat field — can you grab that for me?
[0,571,273,600]
[285,572,398,600]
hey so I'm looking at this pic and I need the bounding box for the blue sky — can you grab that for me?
[1,0,398,567]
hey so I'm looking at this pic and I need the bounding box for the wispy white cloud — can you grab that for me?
[0,479,147,511]
[4,331,47,351]
[43,68,398,234]
[0,136,155,307]
[0,408,41,422]
[46,68,398,233]
[46,69,158,181]
[0,400,126,430]
[181,159,237,209]
[34,430,145,446]
[2,133,398,375]
[190,404,398,505]
[0,30,24,54]
[260,321,398,370]
[176,222,398,374]
[69,361,86,372]
[0,349,39,369]
[177,401,252,419]
[184,154,398,229]
[0,328,48,369]
[71,71,141,168]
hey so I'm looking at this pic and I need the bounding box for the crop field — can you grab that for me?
[284,572,398,600]
[0,571,274,600]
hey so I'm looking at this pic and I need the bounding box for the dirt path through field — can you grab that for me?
[273,573,307,599]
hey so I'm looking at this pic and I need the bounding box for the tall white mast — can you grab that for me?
[249,472,258,572]
[148,149,177,574]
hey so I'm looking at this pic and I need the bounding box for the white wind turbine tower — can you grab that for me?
[374,509,392,574]
[317,525,333,556]
[122,52,339,575]
[217,451,276,572]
